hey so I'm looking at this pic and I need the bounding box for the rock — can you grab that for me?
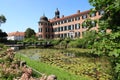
[40,74,47,80]
[47,75,57,80]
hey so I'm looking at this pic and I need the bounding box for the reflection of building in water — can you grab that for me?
[38,8,104,39]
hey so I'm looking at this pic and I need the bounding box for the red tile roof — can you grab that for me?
[49,10,90,22]
[8,31,25,37]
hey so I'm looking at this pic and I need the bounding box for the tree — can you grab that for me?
[0,15,7,43]
[89,0,120,79]
[0,15,6,27]
[25,28,36,38]
[0,29,8,43]
[82,30,97,48]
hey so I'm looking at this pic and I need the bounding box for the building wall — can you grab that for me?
[38,22,53,39]
[7,36,15,40]
[7,31,25,41]
[38,10,104,39]
[7,36,24,41]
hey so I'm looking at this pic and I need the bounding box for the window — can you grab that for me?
[39,28,41,32]
[64,33,67,37]
[82,15,87,19]
[54,28,57,32]
[98,10,104,15]
[68,25,71,30]
[55,22,57,25]
[90,12,96,17]
[68,19,71,22]
[40,23,43,25]
[75,24,77,29]
[58,27,60,32]
[57,22,60,25]
[60,34,63,38]
[52,23,54,26]
[38,28,41,32]
[64,20,67,23]
[77,32,80,37]
[91,21,96,27]
[67,26,69,30]
[39,35,42,38]
[71,18,74,21]
[75,16,80,21]
[60,27,63,31]
[51,23,53,26]
[45,23,47,25]
[78,23,80,29]
[63,27,64,31]
[75,32,80,37]
[75,23,80,29]
[61,21,63,24]
[66,19,68,23]
[71,25,74,30]
[64,26,67,31]
[46,28,49,32]
[75,32,77,37]
[54,22,57,25]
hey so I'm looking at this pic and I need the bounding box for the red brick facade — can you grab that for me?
[38,9,104,39]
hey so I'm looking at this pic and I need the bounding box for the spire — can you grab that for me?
[56,8,59,11]
[55,8,60,18]
[43,13,45,17]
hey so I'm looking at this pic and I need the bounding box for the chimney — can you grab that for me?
[77,10,80,13]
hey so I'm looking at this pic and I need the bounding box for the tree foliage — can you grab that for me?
[0,15,7,43]
[89,0,120,79]
[25,28,36,38]
[0,29,7,43]
[68,31,97,48]
[0,15,6,26]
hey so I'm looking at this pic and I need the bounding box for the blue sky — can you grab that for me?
[0,0,93,33]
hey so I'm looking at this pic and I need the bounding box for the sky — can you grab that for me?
[0,0,93,33]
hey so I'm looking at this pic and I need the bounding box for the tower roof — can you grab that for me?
[55,8,60,15]
[40,14,48,22]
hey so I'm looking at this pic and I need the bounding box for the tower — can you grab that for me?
[55,8,60,19]
[38,14,50,39]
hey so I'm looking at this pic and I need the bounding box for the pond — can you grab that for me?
[17,48,112,80]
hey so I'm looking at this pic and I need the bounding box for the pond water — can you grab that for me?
[17,48,112,80]
[29,53,40,60]
[18,49,41,60]
[19,49,76,59]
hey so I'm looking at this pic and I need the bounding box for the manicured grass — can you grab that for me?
[15,53,90,80]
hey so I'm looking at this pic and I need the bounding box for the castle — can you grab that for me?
[38,8,104,39]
